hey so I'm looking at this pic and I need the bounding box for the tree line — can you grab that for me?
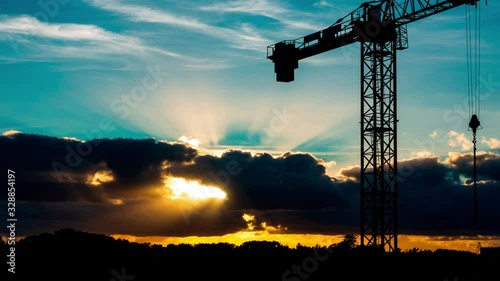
[1,229,497,281]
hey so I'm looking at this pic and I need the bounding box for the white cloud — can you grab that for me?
[0,15,137,42]
[482,137,500,150]
[429,130,438,138]
[320,160,336,168]
[314,0,335,8]
[88,1,208,30]
[0,15,181,59]
[200,0,288,18]
[447,130,473,151]
[200,0,322,31]
[410,151,435,158]
[2,130,20,136]
[183,63,235,71]
[86,0,270,53]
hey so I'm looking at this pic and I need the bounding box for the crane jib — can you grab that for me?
[268,0,481,83]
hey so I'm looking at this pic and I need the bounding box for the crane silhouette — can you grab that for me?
[267,0,485,252]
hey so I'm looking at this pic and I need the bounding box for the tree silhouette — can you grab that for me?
[1,228,498,281]
[337,233,357,249]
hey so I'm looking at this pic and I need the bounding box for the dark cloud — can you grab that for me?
[0,133,198,202]
[444,152,500,182]
[7,200,246,237]
[334,154,500,236]
[165,150,348,210]
[88,138,198,184]
[1,132,500,238]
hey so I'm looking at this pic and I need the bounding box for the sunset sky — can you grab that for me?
[1,0,500,252]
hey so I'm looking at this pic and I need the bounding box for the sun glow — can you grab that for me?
[178,135,201,147]
[109,199,124,205]
[165,177,226,200]
[87,170,114,186]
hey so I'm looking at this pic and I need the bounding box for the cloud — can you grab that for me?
[182,62,236,71]
[0,15,139,42]
[241,212,286,232]
[2,130,20,136]
[444,151,500,182]
[410,151,435,158]
[482,137,500,150]
[429,130,438,138]
[86,0,270,53]
[165,150,348,210]
[199,0,322,31]
[0,15,180,59]
[0,133,347,236]
[0,133,198,202]
[313,0,335,8]
[200,0,288,17]
[448,130,473,151]
[1,133,500,238]
[14,200,246,237]
[0,133,241,237]
[177,135,201,148]
[336,153,500,235]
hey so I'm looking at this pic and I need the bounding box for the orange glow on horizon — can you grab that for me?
[110,213,500,252]
[111,232,345,249]
[109,232,500,252]
[110,212,500,252]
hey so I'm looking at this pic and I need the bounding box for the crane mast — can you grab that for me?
[267,0,480,252]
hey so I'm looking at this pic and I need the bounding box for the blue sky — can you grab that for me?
[1,0,499,175]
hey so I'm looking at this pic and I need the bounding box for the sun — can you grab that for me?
[178,135,200,147]
[164,177,227,200]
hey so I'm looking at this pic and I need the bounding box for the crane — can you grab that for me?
[267,0,484,252]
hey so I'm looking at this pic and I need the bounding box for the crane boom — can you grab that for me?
[267,0,481,252]
[267,0,479,82]
[389,0,478,26]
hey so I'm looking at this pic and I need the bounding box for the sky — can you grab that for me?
[1,0,500,252]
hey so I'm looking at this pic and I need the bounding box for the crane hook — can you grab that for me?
[469,114,480,134]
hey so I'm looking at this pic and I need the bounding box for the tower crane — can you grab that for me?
[267,0,485,252]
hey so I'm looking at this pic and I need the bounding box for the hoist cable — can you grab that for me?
[477,5,481,119]
[465,5,472,118]
[475,3,479,116]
